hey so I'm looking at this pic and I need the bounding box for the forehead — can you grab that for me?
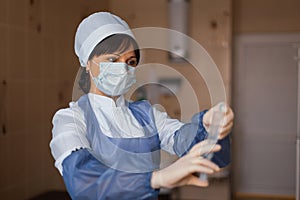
[95,48,136,60]
[117,44,135,54]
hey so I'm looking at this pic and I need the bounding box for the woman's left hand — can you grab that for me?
[203,102,234,139]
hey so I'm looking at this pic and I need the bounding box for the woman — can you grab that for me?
[50,12,234,199]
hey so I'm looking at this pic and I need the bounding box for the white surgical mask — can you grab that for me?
[90,61,136,96]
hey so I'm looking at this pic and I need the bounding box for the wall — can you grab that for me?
[110,0,232,120]
[110,0,232,199]
[0,0,233,199]
[0,0,108,199]
[233,0,300,33]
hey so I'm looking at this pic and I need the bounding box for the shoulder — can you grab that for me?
[52,100,87,138]
[53,101,84,123]
[52,94,90,123]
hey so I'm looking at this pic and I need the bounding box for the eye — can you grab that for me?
[127,58,138,67]
[107,56,118,62]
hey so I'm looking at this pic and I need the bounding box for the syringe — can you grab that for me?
[199,102,226,182]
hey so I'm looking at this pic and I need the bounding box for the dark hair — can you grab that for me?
[79,34,140,94]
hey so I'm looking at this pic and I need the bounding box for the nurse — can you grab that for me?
[50,12,234,200]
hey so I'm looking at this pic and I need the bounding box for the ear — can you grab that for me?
[86,60,91,71]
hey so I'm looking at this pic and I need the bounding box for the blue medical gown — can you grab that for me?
[61,95,230,199]
[173,110,231,168]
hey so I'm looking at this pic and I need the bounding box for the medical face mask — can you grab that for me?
[90,61,136,96]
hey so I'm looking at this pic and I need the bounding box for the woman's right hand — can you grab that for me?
[151,140,221,189]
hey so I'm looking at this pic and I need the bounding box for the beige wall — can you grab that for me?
[0,0,233,199]
[110,1,232,199]
[110,0,232,113]
[5,0,299,199]
[7,0,300,199]
[233,0,300,33]
[0,0,108,199]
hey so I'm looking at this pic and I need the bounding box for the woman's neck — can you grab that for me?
[89,86,120,102]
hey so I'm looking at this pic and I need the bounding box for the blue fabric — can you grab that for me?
[62,148,159,200]
[128,100,153,127]
[79,96,161,173]
[212,135,231,168]
[61,94,231,199]
[173,110,231,168]
[62,95,160,199]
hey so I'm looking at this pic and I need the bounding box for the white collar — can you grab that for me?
[87,93,126,108]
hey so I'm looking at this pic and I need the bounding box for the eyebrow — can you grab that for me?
[105,53,136,60]
[126,55,137,59]
[105,53,121,57]
[112,53,137,60]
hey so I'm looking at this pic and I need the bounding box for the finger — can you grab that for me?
[225,106,234,116]
[223,119,234,130]
[190,143,221,157]
[189,140,209,152]
[204,105,234,130]
[192,157,220,172]
[224,110,234,125]
[199,144,221,156]
[189,163,217,175]
[191,140,220,151]
[217,112,233,128]
[218,110,234,139]
[223,104,231,114]
[203,108,211,121]
[218,121,233,139]
[187,175,209,187]
[189,140,220,155]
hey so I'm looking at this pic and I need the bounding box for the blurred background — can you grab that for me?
[0,0,299,199]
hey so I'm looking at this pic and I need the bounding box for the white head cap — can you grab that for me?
[74,12,135,67]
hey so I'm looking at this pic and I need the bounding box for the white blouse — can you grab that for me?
[50,93,184,174]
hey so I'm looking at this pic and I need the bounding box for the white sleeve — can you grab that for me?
[152,106,184,154]
[49,102,90,175]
